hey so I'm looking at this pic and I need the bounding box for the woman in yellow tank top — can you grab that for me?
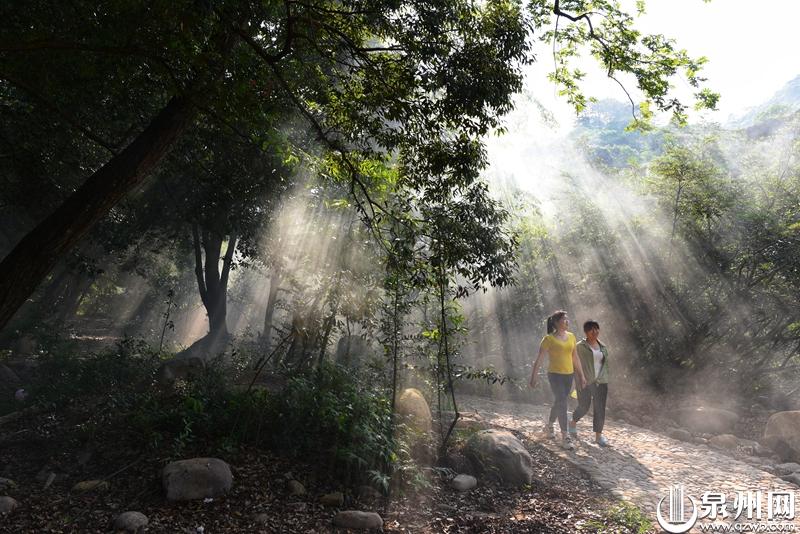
[529,310,586,450]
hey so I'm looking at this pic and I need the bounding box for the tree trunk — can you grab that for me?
[0,95,197,332]
[261,266,282,351]
[192,224,237,339]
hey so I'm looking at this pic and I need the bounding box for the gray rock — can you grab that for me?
[666,428,693,442]
[320,491,344,507]
[0,478,16,491]
[254,513,270,525]
[464,429,533,486]
[774,462,800,475]
[333,510,383,530]
[112,511,149,533]
[675,406,739,434]
[753,442,773,457]
[709,434,740,451]
[287,479,306,495]
[162,458,233,501]
[451,474,477,491]
[764,411,800,462]
[0,496,18,515]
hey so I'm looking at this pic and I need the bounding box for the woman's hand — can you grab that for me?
[578,374,587,389]
[529,376,538,389]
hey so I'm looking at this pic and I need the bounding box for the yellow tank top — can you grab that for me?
[541,332,576,374]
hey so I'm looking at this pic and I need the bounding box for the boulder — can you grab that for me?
[0,496,18,515]
[112,511,149,533]
[454,414,489,432]
[395,388,432,435]
[333,511,383,530]
[320,491,344,507]
[709,434,740,451]
[774,462,800,476]
[451,474,478,491]
[675,406,739,435]
[162,458,233,501]
[764,411,800,462]
[666,428,693,442]
[287,479,306,496]
[72,479,110,493]
[464,429,533,486]
[157,357,206,386]
[753,442,774,457]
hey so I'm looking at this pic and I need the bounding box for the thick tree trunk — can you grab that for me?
[192,224,237,339]
[0,95,197,332]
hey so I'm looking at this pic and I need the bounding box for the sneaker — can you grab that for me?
[568,420,578,438]
[544,422,556,438]
[596,435,609,447]
[562,436,576,450]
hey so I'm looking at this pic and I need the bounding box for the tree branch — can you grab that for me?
[220,233,238,289]
[192,222,208,306]
[552,0,638,121]
[237,0,294,65]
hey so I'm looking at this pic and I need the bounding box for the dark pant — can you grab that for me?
[572,383,608,433]
[548,372,573,433]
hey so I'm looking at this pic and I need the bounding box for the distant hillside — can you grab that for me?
[572,75,800,168]
[569,99,665,168]
[728,75,800,128]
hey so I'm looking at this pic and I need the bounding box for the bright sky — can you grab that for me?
[526,0,800,128]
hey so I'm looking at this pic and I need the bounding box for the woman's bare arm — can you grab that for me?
[530,344,547,388]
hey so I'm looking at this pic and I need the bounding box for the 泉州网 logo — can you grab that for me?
[657,484,699,533]
[656,484,796,533]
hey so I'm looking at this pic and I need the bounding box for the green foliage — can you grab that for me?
[259,362,394,483]
[583,502,653,533]
[541,0,717,126]
[23,340,401,480]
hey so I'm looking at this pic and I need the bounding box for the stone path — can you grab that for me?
[459,395,800,529]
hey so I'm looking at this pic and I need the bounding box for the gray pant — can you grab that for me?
[572,383,608,433]
[547,372,573,433]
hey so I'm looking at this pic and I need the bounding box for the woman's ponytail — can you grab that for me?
[546,310,567,335]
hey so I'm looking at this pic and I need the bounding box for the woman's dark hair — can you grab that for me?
[546,310,568,334]
[583,320,600,333]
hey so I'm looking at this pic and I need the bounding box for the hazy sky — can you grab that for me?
[526,0,800,128]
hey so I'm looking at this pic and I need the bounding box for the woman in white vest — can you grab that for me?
[569,319,610,447]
